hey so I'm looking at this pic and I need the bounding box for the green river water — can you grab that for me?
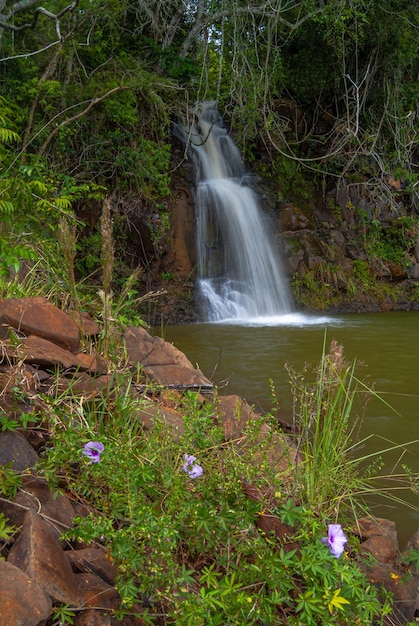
[157,310,419,546]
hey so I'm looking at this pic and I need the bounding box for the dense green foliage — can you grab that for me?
[0,0,417,299]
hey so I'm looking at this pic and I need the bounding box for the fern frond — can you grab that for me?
[0,128,20,144]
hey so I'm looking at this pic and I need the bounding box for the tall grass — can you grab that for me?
[288,336,419,525]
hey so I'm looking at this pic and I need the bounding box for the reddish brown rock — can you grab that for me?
[357,516,399,565]
[0,475,75,534]
[216,395,260,439]
[142,363,211,388]
[261,428,299,474]
[124,326,193,368]
[75,608,112,625]
[24,427,50,452]
[0,430,39,471]
[0,377,39,418]
[76,311,102,338]
[69,373,112,396]
[65,547,117,584]
[41,372,112,399]
[363,562,419,623]
[0,333,107,377]
[166,185,195,276]
[137,402,185,439]
[0,334,72,369]
[358,516,398,554]
[74,351,108,375]
[243,482,299,554]
[242,481,278,505]
[0,559,52,626]
[8,509,80,605]
[143,338,195,369]
[358,516,398,540]
[21,335,79,369]
[124,326,212,389]
[0,297,80,353]
[74,572,120,609]
[256,512,294,542]
[359,534,398,564]
[0,363,38,394]
[216,396,297,474]
[403,527,419,552]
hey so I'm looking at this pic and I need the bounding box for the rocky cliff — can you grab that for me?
[144,162,419,324]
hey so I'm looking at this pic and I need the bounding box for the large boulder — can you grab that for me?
[124,326,213,390]
[0,560,52,626]
[0,430,39,471]
[8,510,80,605]
[0,297,80,353]
[0,475,75,534]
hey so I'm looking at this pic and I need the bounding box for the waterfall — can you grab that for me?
[186,101,293,323]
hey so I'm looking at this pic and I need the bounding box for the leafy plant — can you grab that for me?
[35,351,399,624]
[0,462,22,498]
[365,216,419,268]
[0,512,16,542]
[49,604,75,625]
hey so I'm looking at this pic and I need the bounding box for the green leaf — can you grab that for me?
[0,200,15,215]
[0,512,16,540]
[326,588,351,613]
[0,128,20,144]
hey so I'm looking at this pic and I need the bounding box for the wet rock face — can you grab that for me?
[129,152,419,322]
[275,182,419,312]
[204,163,412,314]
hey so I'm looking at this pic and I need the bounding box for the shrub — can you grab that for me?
[34,350,398,624]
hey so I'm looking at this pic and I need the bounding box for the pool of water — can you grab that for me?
[157,311,419,546]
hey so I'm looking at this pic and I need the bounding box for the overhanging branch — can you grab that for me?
[0,1,79,36]
[38,86,127,155]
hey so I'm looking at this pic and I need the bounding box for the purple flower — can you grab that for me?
[321,523,347,558]
[183,454,197,466]
[82,441,104,464]
[187,464,203,479]
[182,453,203,479]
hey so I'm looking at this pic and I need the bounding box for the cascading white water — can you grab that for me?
[188,101,293,323]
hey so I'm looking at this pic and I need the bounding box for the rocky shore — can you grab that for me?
[0,297,418,625]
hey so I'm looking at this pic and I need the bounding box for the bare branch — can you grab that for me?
[21,47,63,159]
[0,1,79,34]
[162,2,187,50]
[39,86,127,155]
[125,0,319,56]
[0,38,60,62]
[180,2,320,57]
